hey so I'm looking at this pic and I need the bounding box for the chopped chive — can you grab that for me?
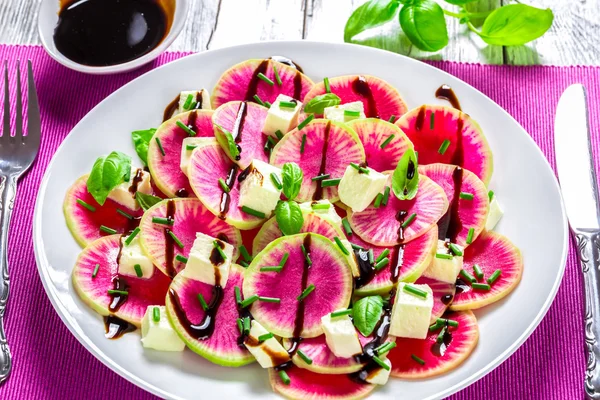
[297,349,313,364]
[236,318,243,334]
[301,244,312,266]
[279,252,289,267]
[372,356,390,371]
[76,199,96,212]
[311,174,330,181]
[153,306,160,322]
[240,295,259,308]
[186,144,198,151]
[258,333,274,342]
[152,217,174,226]
[351,243,363,250]
[176,120,196,137]
[298,284,315,301]
[334,237,349,255]
[459,192,474,200]
[241,206,266,219]
[375,341,397,355]
[311,203,330,210]
[376,249,390,263]
[466,227,475,244]
[275,130,284,140]
[259,296,281,304]
[488,190,495,201]
[472,282,491,291]
[342,218,352,236]
[436,326,447,343]
[321,178,341,187]
[155,137,166,156]
[182,94,194,110]
[430,112,435,130]
[324,77,331,93]
[382,186,391,206]
[218,178,231,193]
[176,254,188,264]
[213,240,228,260]
[300,133,307,154]
[260,266,283,272]
[298,114,314,130]
[473,264,484,280]
[374,193,384,208]
[437,318,459,328]
[438,139,451,155]
[448,243,463,256]
[270,173,283,190]
[368,249,374,264]
[273,65,282,85]
[264,140,272,154]
[401,213,417,228]
[435,253,453,260]
[134,264,143,277]
[108,289,128,296]
[331,309,353,318]
[374,257,389,271]
[100,225,117,235]
[380,134,395,149]
[253,94,265,107]
[257,72,274,86]
[279,370,291,385]
[279,101,297,109]
[344,110,361,117]
[429,321,443,331]
[459,269,476,283]
[349,162,369,174]
[240,260,250,268]
[388,115,396,123]
[168,230,185,248]
[267,136,278,148]
[411,354,425,365]
[92,264,100,278]
[487,269,502,285]
[265,101,272,108]
[197,293,209,311]
[124,227,140,245]
[235,286,242,304]
[243,316,250,334]
[239,245,252,262]
[403,284,428,299]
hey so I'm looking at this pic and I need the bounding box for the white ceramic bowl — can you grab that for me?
[37,0,189,74]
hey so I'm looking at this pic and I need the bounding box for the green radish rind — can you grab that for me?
[165,264,255,367]
[243,233,353,338]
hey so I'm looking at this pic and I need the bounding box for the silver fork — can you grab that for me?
[0,60,41,384]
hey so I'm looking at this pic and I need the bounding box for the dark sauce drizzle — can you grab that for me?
[187,110,198,135]
[293,73,303,101]
[163,199,177,278]
[287,234,313,356]
[352,76,378,118]
[431,321,453,357]
[441,294,454,305]
[435,85,462,111]
[455,278,469,295]
[353,248,376,289]
[128,168,144,195]
[219,164,240,219]
[312,121,331,201]
[245,60,270,102]
[163,94,180,122]
[104,315,136,339]
[437,166,464,243]
[415,105,426,131]
[175,188,189,198]
[269,56,304,73]
[104,235,135,339]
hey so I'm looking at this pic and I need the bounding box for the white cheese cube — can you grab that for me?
[263,94,302,137]
[244,320,291,368]
[180,232,233,287]
[324,101,366,123]
[321,312,363,358]
[365,357,392,385]
[180,137,216,176]
[107,167,152,211]
[299,200,342,226]
[238,159,282,217]
[390,283,433,339]
[141,306,185,351]
[422,240,463,284]
[118,236,155,279]
[485,194,503,231]
[177,90,211,114]
[338,165,388,212]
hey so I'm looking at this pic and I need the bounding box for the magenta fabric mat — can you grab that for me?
[0,44,594,399]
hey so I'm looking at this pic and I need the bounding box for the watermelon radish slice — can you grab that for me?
[64,175,143,247]
[414,276,457,323]
[346,118,413,172]
[212,59,314,108]
[348,174,449,246]
[270,119,365,203]
[165,264,254,366]
[269,366,375,400]
[72,234,171,325]
[243,233,353,338]
[147,109,215,198]
[252,212,345,255]
[451,231,523,311]
[303,75,407,120]
[188,141,265,230]
[396,105,493,185]
[139,198,242,277]
[349,226,438,296]
[388,311,478,379]
[213,101,270,169]
[419,163,489,247]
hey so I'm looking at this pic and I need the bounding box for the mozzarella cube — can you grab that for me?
[107,167,152,211]
[141,306,185,351]
[390,283,433,339]
[118,236,155,279]
[263,94,302,137]
[365,357,392,385]
[178,90,211,114]
[180,137,216,176]
[324,101,366,123]
[180,232,233,287]
[321,312,363,358]
[244,320,291,368]
[485,194,504,231]
[422,240,463,284]
[338,165,388,212]
[238,160,282,217]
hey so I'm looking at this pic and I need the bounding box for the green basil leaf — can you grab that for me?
[219,127,240,159]
[477,4,553,46]
[344,0,401,42]
[136,192,162,211]
[86,151,132,205]
[275,200,304,236]
[392,148,419,201]
[352,295,384,337]
[281,162,304,201]
[131,128,156,165]
[399,0,449,52]
[304,94,342,114]
[443,0,477,5]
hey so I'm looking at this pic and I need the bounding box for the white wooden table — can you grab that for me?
[0,0,597,66]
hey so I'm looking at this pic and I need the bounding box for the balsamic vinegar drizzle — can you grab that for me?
[312,121,331,201]
[104,234,135,340]
[441,294,454,305]
[269,56,304,73]
[163,94,180,122]
[352,76,378,118]
[437,166,464,243]
[231,102,248,142]
[431,321,453,357]
[245,60,270,102]
[435,85,462,111]
[219,164,240,219]
[187,110,198,135]
[104,315,136,339]
[455,278,469,294]
[293,73,303,102]
[128,168,144,195]
[175,188,189,198]
[415,105,426,131]
[163,199,177,277]
[287,234,313,356]
[353,248,376,289]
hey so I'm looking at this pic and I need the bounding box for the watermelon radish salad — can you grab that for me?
[64,57,523,399]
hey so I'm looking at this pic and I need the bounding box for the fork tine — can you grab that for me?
[26,60,40,147]
[15,60,22,138]
[2,61,9,140]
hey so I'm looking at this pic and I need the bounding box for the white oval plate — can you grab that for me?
[33,41,568,400]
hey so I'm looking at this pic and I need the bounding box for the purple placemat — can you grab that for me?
[0,44,594,400]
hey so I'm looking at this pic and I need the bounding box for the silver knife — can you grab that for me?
[555,84,600,399]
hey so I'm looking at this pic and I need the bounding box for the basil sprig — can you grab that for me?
[136,192,162,211]
[281,162,304,201]
[304,93,342,114]
[352,295,384,337]
[275,162,305,236]
[392,148,419,201]
[131,128,156,165]
[86,151,132,205]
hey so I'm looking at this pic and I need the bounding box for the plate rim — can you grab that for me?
[32,40,569,400]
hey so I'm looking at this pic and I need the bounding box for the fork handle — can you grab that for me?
[0,174,16,384]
